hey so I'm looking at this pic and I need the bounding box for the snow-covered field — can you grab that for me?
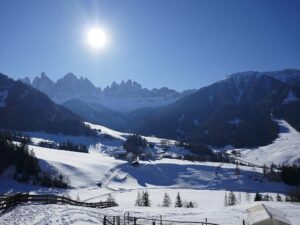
[1,192,299,225]
[237,120,300,166]
[1,120,300,224]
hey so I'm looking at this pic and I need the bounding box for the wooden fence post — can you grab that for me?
[134,217,137,225]
[116,216,120,225]
[243,219,245,225]
[160,215,162,225]
[103,216,107,225]
[205,218,207,225]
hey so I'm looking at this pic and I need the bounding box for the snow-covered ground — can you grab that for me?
[237,120,300,166]
[1,120,300,224]
[1,191,299,225]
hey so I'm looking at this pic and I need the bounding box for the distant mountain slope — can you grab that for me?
[0,73,92,136]
[133,69,300,148]
[62,99,126,130]
[62,98,161,131]
[25,73,194,113]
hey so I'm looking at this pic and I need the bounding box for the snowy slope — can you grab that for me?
[86,121,176,144]
[15,144,287,194]
[32,146,124,188]
[238,120,300,166]
[1,121,300,224]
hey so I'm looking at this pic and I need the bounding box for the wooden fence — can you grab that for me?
[103,214,220,225]
[0,193,118,210]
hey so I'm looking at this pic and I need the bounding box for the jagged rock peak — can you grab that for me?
[63,72,77,80]
[19,77,31,85]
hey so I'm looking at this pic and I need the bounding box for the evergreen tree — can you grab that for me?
[254,192,262,201]
[162,192,171,207]
[175,192,183,207]
[276,193,282,202]
[228,191,237,206]
[142,190,151,207]
[135,191,142,206]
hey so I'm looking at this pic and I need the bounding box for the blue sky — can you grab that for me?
[0,0,300,91]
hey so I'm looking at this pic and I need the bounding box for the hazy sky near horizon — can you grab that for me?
[0,0,300,91]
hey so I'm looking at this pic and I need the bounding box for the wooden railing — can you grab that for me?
[0,193,118,210]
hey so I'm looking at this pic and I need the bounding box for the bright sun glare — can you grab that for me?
[87,28,107,49]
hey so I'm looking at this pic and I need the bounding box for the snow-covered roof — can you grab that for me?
[247,203,291,225]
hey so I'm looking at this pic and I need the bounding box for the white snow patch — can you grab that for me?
[282,90,298,104]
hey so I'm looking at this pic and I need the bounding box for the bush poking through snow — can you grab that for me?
[183,201,195,208]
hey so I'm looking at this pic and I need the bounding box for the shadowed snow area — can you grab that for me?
[106,159,288,193]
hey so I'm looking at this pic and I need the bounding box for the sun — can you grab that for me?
[87,28,107,49]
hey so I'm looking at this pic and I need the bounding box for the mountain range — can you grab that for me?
[0,73,92,136]
[22,73,194,113]
[13,69,300,148]
[132,69,300,147]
